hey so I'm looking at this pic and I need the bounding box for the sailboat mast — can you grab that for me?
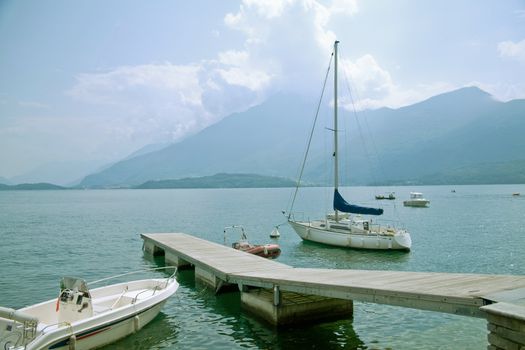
[334,40,340,221]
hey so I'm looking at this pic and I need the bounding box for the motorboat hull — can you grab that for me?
[36,300,166,350]
[0,278,178,350]
[403,200,430,207]
[289,220,411,251]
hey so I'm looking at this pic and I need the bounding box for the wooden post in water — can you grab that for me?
[481,302,525,349]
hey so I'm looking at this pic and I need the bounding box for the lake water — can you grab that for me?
[1,185,524,349]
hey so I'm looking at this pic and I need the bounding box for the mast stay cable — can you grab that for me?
[286,51,334,218]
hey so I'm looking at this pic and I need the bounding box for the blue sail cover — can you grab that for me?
[333,189,384,215]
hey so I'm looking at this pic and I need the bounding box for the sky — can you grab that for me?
[0,0,524,181]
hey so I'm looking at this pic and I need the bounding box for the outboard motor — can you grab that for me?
[57,277,93,323]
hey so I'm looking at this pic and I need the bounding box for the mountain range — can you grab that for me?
[135,173,296,189]
[77,87,525,188]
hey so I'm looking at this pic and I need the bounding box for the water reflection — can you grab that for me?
[292,240,411,270]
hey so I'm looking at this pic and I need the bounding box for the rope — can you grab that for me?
[287,51,334,218]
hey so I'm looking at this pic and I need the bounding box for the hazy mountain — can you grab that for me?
[122,142,172,161]
[10,160,110,186]
[80,93,319,188]
[79,87,525,188]
[404,160,525,185]
[0,176,12,185]
[0,183,66,191]
[135,173,297,189]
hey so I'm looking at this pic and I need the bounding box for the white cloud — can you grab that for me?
[69,64,203,107]
[498,39,525,63]
[242,0,294,19]
[340,55,395,100]
[216,50,273,90]
[62,0,496,167]
[66,0,462,148]
[67,59,267,147]
[329,0,358,16]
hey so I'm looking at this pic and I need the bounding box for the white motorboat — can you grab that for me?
[403,192,430,207]
[0,269,178,350]
[287,41,411,251]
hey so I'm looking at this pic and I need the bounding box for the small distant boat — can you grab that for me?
[403,192,430,207]
[512,192,520,196]
[224,225,281,259]
[451,189,456,193]
[0,269,178,350]
[375,192,396,200]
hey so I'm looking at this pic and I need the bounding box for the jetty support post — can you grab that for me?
[164,251,191,269]
[142,235,191,269]
[240,285,353,326]
[481,302,525,350]
[142,240,164,256]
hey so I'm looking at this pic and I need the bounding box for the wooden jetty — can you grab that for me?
[142,232,525,349]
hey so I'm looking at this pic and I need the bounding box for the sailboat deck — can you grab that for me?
[142,233,525,318]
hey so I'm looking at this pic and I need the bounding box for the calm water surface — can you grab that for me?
[1,185,524,349]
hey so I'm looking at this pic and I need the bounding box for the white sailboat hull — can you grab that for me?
[289,220,411,251]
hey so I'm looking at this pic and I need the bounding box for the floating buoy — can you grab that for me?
[269,227,280,238]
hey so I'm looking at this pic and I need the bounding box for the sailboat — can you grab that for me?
[287,41,412,251]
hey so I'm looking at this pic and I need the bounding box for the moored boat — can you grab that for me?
[403,192,430,207]
[286,41,411,251]
[224,225,281,259]
[375,192,395,200]
[0,269,178,350]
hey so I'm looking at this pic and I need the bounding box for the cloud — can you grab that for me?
[65,0,365,150]
[67,59,268,145]
[65,0,471,160]
[222,0,359,96]
[216,50,273,90]
[222,0,460,110]
[498,39,525,63]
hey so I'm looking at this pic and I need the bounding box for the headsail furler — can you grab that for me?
[333,189,383,216]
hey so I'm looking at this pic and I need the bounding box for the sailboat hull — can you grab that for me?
[289,220,411,251]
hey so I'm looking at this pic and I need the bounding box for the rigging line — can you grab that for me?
[342,63,401,220]
[354,87,388,184]
[341,66,380,186]
[287,51,334,218]
[342,68,387,185]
